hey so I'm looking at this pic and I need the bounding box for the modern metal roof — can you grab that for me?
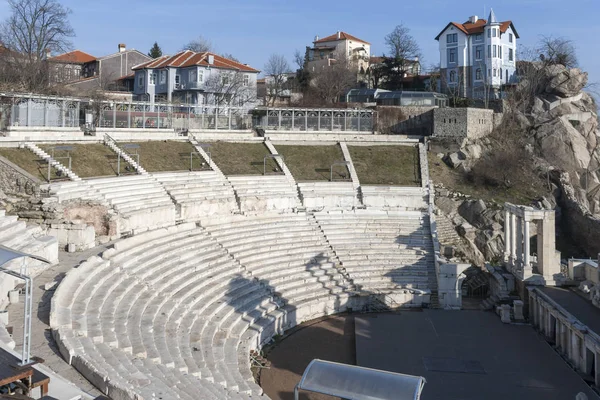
[296,359,426,400]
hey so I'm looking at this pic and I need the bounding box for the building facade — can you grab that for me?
[306,31,371,74]
[132,50,259,108]
[435,10,519,99]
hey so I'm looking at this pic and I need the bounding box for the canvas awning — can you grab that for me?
[295,359,426,400]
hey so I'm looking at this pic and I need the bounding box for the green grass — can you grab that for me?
[427,152,549,204]
[275,144,349,181]
[209,141,278,175]
[0,148,61,181]
[119,141,198,172]
[40,143,119,178]
[349,145,420,186]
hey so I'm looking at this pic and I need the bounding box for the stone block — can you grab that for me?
[500,304,511,323]
[513,300,524,321]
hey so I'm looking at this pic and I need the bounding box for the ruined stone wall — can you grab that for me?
[376,106,435,136]
[0,156,40,196]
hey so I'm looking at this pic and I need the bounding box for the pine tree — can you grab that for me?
[148,42,162,58]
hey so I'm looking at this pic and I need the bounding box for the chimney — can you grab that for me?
[208,54,214,65]
[44,48,51,59]
[314,35,319,42]
[337,31,341,39]
[469,15,478,23]
[118,43,126,53]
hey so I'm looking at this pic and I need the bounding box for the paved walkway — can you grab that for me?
[7,245,111,398]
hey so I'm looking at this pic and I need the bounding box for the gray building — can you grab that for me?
[132,50,259,108]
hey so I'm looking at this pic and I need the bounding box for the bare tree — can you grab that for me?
[203,71,255,107]
[441,68,464,107]
[0,0,74,92]
[263,54,291,106]
[220,53,239,62]
[309,54,357,104]
[383,23,422,86]
[182,36,212,53]
[537,36,578,68]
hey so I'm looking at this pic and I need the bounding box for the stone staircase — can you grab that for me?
[103,134,147,175]
[338,142,364,206]
[23,142,81,181]
[436,213,461,248]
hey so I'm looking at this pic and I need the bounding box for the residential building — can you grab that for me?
[47,44,151,93]
[435,9,519,99]
[132,50,259,108]
[367,56,422,89]
[306,31,371,74]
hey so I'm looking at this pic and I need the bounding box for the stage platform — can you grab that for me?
[355,309,598,400]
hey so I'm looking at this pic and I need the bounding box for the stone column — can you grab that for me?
[523,219,532,278]
[572,333,581,370]
[513,300,524,321]
[500,304,511,323]
[515,217,523,274]
[504,209,511,261]
[595,351,600,388]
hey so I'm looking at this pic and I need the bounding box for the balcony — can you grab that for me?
[175,81,205,91]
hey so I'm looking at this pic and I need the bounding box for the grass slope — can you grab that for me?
[349,145,420,186]
[119,141,198,172]
[40,143,118,178]
[209,142,277,175]
[275,144,349,181]
[0,148,59,181]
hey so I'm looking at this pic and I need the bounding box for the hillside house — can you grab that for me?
[435,9,519,99]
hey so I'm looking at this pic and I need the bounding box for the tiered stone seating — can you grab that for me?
[360,186,428,210]
[297,181,358,210]
[51,224,268,399]
[0,209,58,306]
[203,213,353,322]
[314,210,435,306]
[154,171,239,220]
[227,175,300,213]
[44,180,104,203]
[86,175,177,234]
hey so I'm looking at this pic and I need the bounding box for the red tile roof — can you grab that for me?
[435,19,519,40]
[132,51,259,72]
[49,50,96,64]
[315,31,370,45]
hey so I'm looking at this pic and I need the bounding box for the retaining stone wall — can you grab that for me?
[0,156,40,196]
[433,107,495,140]
[376,106,436,136]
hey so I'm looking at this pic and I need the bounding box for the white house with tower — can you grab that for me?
[435,10,519,99]
[306,31,371,74]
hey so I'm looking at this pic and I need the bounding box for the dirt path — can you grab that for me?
[260,314,356,400]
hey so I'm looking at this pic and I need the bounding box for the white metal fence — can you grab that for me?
[259,108,375,132]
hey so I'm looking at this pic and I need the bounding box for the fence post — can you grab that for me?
[142,105,146,129]
[157,105,161,129]
[127,102,131,129]
[305,109,308,131]
[228,107,232,130]
[43,99,48,127]
[26,99,31,127]
[291,110,295,130]
[112,103,116,128]
[330,111,334,131]
[278,110,282,130]
[214,107,218,130]
[61,100,66,127]
[317,111,321,131]
[358,112,361,132]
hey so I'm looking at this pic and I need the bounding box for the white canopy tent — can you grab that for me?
[295,359,426,400]
[0,244,51,365]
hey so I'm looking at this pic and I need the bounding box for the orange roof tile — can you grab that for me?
[132,51,259,73]
[435,19,519,40]
[49,50,96,64]
[315,31,370,45]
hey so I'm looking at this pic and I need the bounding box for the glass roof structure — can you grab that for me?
[295,359,426,400]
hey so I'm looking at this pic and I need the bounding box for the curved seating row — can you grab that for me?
[154,171,239,220]
[360,186,428,210]
[227,175,300,213]
[314,210,436,305]
[51,214,354,399]
[297,181,358,211]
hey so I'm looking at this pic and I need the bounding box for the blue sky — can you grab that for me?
[2,0,599,89]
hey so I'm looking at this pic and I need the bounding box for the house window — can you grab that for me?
[475,46,482,60]
[494,28,498,37]
[160,70,166,84]
[138,74,144,87]
[493,68,497,77]
[475,34,482,41]
[493,45,497,58]
[175,75,181,89]
[449,49,456,63]
[506,69,509,81]
[509,48,514,61]
[150,72,156,85]
[500,68,503,81]
[243,74,249,87]
[488,69,491,78]
[189,70,197,82]
[449,70,456,83]
[475,68,482,80]
[509,33,513,43]
[222,75,230,85]
[499,45,502,59]
[488,45,491,58]
[487,29,491,38]
[199,70,204,83]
